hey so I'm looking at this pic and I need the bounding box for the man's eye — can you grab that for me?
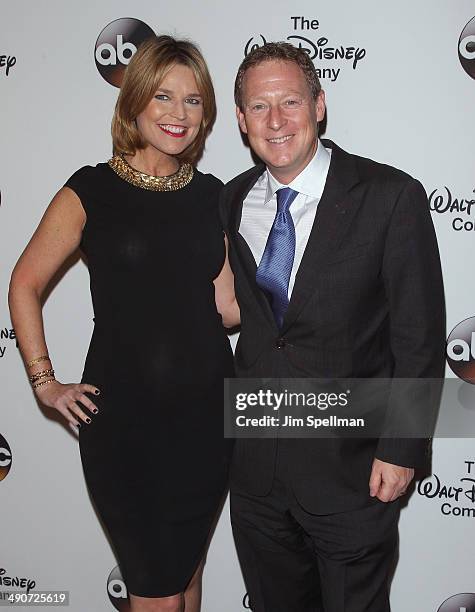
[251,104,266,111]
[284,99,300,106]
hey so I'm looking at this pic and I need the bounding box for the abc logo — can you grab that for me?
[0,434,12,481]
[446,317,475,384]
[95,18,155,87]
[459,16,475,80]
[438,592,475,611]
[107,565,130,611]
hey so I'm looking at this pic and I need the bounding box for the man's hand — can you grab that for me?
[369,458,415,502]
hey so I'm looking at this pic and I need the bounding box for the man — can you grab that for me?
[220,42,445,611]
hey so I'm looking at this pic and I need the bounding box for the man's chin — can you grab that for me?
[264,155,295,171]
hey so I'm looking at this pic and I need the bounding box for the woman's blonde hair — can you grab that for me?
[112,35,216,164]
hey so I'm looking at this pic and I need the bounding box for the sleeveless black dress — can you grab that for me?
[65,161,234,598]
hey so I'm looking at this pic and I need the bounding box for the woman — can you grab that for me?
[8,35,239,612]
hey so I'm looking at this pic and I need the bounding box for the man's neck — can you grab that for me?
[267,140,319,185]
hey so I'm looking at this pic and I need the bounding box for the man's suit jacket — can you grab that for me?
[220,139,446,514]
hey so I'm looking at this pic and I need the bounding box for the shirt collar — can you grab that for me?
[264,139,331,204]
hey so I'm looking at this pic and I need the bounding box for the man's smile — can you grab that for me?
[267,134,294,144]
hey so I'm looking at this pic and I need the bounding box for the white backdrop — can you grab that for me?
[1,1,475,610]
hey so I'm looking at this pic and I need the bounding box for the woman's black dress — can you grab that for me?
[65,160,234,598]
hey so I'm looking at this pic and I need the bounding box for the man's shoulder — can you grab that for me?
[324,139,419,192]
[354,152,414,187]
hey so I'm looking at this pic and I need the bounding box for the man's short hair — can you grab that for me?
[234,42,322,109]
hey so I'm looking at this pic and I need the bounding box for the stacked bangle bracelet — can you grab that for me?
[27,354,56,389]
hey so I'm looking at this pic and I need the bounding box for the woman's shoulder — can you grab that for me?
[65,162,110,186]
[64,162,112,199]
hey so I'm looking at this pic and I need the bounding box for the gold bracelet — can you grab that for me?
[32,378,56,389]
[30,369,55,383]
[30,367,54,379]
[26,355,51,368]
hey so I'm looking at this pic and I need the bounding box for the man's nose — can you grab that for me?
[267,105,286,131]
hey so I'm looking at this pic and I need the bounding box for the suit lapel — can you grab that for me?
[281,140,361,333]
[228,165,277,328]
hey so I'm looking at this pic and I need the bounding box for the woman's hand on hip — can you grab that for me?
[34,381,100,428]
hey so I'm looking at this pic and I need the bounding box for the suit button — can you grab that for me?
[275,337,286,349]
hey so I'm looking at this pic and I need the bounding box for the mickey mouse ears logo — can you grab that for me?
[459,16,475,80]
[244,35,267,56]
[95,18,155,87]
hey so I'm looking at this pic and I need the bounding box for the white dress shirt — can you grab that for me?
[239,140,332,298]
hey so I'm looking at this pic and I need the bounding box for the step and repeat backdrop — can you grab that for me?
[1,1,475,610]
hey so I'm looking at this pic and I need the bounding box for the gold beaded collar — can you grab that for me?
[108,155,194,191]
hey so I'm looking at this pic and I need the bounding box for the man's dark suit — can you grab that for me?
[221,139,445,512]
[220,139,446,610]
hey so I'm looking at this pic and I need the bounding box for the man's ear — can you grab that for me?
[236,105,248,134]
[315,90,326,123]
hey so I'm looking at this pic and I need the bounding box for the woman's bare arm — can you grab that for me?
[8,186,100,427]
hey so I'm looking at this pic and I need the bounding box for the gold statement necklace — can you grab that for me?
[108,154,194,191]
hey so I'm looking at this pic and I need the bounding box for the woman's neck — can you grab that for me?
[125,147,179,176]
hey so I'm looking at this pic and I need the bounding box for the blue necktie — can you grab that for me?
[256,187,298,328]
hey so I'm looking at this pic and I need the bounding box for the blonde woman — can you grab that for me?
[9,35,239,612]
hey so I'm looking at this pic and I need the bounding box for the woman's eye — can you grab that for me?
[186,97,201,105]
[155,94,169,101]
